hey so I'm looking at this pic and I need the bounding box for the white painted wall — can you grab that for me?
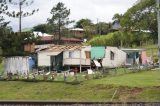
[63,46,91,66]
[5,56,29,75]
[102,47,126,68]
[38,51,60,66]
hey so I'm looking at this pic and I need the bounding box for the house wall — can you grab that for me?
[63,46,91,66]
[102,47,126,68]
[38,51,60,66]
[5,56,29,75]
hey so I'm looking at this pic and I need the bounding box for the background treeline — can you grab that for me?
[88,31,151,47]
[88,0,157,47]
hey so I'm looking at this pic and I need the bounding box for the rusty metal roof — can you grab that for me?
[40,36,82,42]
[44,45,82,52]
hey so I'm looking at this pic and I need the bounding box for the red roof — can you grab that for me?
[40,36,82,42]
[41,36,53,41]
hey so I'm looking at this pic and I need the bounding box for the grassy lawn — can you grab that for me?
[0,69,159,102]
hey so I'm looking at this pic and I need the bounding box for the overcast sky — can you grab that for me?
[6,0,137,31]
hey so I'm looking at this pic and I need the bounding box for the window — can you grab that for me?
[85,51,91,59]
[69,51,74,58]
[110,51,115,60]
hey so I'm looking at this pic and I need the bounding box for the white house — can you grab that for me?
[63,46,91,66]
[102,46,126,68]
[38,45,127,71]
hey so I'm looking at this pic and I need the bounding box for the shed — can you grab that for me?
[102,47,126,68]
[5,56,29,75]
[37,45,67,71]
[121,48,147,65]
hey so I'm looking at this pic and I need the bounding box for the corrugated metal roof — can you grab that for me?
[40,36,82,42]
[40,45,82,52]
[47,51,62,56]
[70,28,84,31]
[121,48,146,53]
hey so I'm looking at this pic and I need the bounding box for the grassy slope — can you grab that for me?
[0,70,159,102]
[88,71,160,87]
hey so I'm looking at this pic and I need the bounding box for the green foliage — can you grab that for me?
[88,31,150,47]
[120,0,157,42]
[2,0,39,33]
[75,19,96,39]
[75,19,93,28]
[48,2,73,43]
[96,22,112,35]
[3,0,39,18]
[0,30,36,56]
[112,13,123,22]
[33,24,53,34]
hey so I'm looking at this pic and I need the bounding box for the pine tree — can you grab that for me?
[48,2,73,44]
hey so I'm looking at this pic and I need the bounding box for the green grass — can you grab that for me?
[0,70,160,102]
[88,70,160,87]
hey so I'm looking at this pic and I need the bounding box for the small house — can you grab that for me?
[121,48,147,66]
[37,45,91,72]
[91,46,126,68]
[63,46,91,72]
[70,28,85,38]
[37,45,66,71]
[102,47,126,68]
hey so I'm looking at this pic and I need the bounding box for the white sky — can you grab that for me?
[5,0,137,31]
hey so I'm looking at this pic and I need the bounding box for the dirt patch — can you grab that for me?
[117,86,143,102]
[153,86,160,89]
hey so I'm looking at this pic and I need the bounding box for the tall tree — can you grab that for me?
[112,13,123,22]
[0,0,10,27]
[33,24,53,34]
[48,2,73,44]
[120,0,157,43]
[75,19,93,28]
[3,0,39,35]
[96,22,111,35]
[75,19,96,39]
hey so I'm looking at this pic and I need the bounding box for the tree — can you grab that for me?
[33,24,53,34]
[75,19,96,39]
[48,2,73,44]
[75,19,93,28]
[112,13,123,22]
[120,0,157,43]
[121,0,155,30]
[3,0,39,35]
[0,1,37,57]
[0,1,10,27]
[96,22,111,35]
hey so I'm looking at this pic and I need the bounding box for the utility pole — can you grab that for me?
[80,50,82,73]
[19,1,22,35]
[97,18,99,35]
[156,0,160,68]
